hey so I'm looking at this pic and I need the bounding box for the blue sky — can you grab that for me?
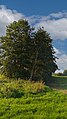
[0,0,67,72]
[0,0,67,16]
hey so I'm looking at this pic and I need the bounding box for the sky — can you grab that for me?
[0,0,67,73]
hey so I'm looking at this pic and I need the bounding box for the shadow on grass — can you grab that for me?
[48,76,67,90]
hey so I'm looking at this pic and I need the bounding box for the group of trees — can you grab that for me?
[55,70,67,76]
[0,19,58,83]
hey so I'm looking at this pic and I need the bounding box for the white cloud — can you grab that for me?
[27,11,67,40]
[0,5,25,36]
[34,18,67,40]
[55,69,64,73]
[0,5,67,40]
[54,47,67,72]
[54,47,61,56]
[49,11,67,18]
[56,54,67,70]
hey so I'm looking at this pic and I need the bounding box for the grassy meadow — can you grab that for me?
[0,75,67,119]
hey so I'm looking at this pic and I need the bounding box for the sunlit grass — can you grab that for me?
[0,74,50,98]
[0,91,67,119]
[0,74,67,119]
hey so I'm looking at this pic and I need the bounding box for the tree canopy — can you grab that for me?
[0,19,58,82]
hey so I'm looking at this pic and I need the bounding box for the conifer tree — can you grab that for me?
[0,20,58,83]
[30,28,58,82]
[0,20,33,79]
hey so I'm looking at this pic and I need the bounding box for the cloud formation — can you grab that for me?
[54,47,67,73]
[0,5,24,36]
[32,13,67,40]
[56,54,67,72]
[0,5,67,40]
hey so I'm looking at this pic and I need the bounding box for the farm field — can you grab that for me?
[0,75,67,119]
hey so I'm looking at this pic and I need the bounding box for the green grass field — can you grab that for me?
[0,75,67,119]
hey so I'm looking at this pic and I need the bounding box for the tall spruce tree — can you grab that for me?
[0,20,33,79]
[30,28,58,82]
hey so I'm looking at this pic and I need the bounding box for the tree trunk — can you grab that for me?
[29,50,38,81]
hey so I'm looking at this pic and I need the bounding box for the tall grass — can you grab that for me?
[0,75,50,98]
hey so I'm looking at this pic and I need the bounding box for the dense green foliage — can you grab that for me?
[0,20,32,79]
[0,75,67,119]
[32,29,58,81]
[0,19,58,82]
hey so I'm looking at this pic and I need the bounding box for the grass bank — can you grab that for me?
[0,75,67,119]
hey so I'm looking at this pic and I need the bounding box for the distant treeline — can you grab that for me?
[55,70,67,76]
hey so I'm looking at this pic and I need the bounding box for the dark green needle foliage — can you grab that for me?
[0,20,33,79]
[0,19,58,82]
[30,29,58,83]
